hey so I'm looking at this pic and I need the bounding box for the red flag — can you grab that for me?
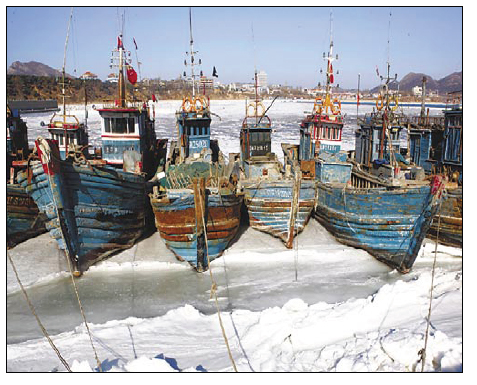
[329,61,334,84]
[357,93,360,106]
[133,37,138,50]
[117,35,123,49]
[127,66,137,85]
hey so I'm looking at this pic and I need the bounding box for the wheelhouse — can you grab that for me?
[47,113,88,159]
[355,114,403,168]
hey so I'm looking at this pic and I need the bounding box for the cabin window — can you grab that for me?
[186,127,191,136]
[59,135,64,145]
[128,117,135,133]
[115,118,128,134]
[104,117,136,134]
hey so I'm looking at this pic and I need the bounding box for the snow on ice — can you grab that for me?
[6,100,463,372]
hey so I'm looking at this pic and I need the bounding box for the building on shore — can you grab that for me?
[80,71,98,80]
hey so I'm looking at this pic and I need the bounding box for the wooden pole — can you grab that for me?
[287,171,302,248]
[193,177,207,271]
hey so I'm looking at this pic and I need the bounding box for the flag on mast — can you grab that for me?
[329,61,334,84]
[212,66,218,77]
[133,37,138,50]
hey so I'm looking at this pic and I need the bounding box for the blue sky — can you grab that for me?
[7,6,462,89]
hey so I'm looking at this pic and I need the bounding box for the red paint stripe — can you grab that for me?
[101,135,141,139]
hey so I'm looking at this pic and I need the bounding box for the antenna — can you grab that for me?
[251,22,257,74]
[187,7,197,97]
[62,7,74,120]
[387,10,392,72]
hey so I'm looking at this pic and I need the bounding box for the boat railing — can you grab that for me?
[358,111,404,126]
[242,115,271,128]
[403,115,445,128]
[48,113,82,128]
[99,100,146,110]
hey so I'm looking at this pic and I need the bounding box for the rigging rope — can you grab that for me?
[40,145,103,371]
[418,197,444,372]
[7,251,72,372]
[197,184,238,372]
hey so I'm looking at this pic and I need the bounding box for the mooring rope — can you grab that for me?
[418,197,443,372]
[7,251,72,372]
[39,140,103,371]
[197,184,238,372]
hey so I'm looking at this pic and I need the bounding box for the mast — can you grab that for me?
[109,12,129,108]
[118,34,126,107]
[188,7,196,98]
[320,11,338,114]
[326,12,333,97]
[62,7,74,156]
[420,76,427,120]
[357,73,360,120]
[117,12,126,107]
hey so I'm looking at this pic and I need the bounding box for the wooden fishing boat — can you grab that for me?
[17,20,166,275]
[7,104,47,248]
[283,24,442,273]
[149,9,242,272]
[407,89,462,247]
[239,71,315,248]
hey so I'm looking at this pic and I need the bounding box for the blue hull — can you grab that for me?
[151,189,242,271]
[242,179,315,247]
[314,182,439,272]
[428,187,462,247]
[17,142,147,274]
[7,184,47,247]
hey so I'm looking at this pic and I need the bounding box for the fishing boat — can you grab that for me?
[407,85,462,247]
[282,20,443,273]
[239,70,315,248]
[17,13,166,275]
[149,8,242,272]
[7,104,47,248]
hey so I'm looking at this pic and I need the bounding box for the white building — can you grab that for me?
[106,73,118,83]
[257,70,268,88]
[412,86,423,97]
[80,71,98,80]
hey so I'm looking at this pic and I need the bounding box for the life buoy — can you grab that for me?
[391,95,399,111]
[376,94,385,111]
[181,97,194,113]
[331,98,341,115]
[313,97,323,114]
[194,97,207,112]
[247,103,256,117]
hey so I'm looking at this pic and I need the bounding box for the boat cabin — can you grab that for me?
[47,113,89,159]
[299,112,344,161]
[240,102,281,180]
[7,105,29,159]
[442,107,462,172]
[407,115,445,173]
[355,114,403,169]
[97,102,157,174]
[286,96,351,184]
[176,97,212,160]
[166,96,220,166]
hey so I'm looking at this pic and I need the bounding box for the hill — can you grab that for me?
[7,75,129,103]
[370,71,462,94]
[7,61,74,78]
